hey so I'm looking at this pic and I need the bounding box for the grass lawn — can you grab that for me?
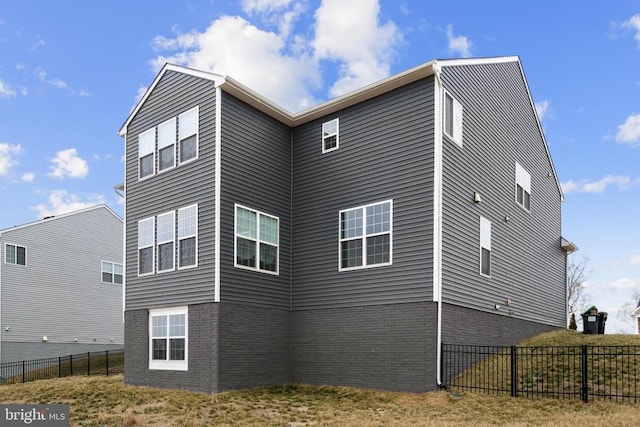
[1,373,640,426]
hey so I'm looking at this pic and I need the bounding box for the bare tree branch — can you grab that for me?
[567,255,591,315]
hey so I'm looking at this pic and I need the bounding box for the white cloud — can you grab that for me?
[34,68,68,89]
[446,24,472,58]
[150,0,401,111]
[31,190,105,219]
[313,0,402,97]
[616,113,640,146]
[151,15,320,112]
[21,172,35,182]
[561,175,640,194]
[48,148,89,179]
[0,143,22,175]
[622,13,640,48]
[624,255,640,266]
[535,99,550,120]
[605,277,640,290]
[0,79,16,98]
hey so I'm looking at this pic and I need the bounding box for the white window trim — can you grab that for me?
[157,117,177,173]
[234,204,280,275]
[515,161,532,212]
[157,211,176,273]
[338,199,393,272]
[480,216,491,277]
[177,204,198,270]
[178,106,199,164]
[443,90,463,147]
[138,128,156,180]
[4,243,27,266]
[138,217,155,276]
[101,260,123,284]
[149,306,188,371]
[322,118,339,153]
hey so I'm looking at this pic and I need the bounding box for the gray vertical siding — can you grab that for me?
[0,206,123,360]
[439,61,565,327]
[291,78,435,310]
[219,92,292,308]
[124,71,217,310]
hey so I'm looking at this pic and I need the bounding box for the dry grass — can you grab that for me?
[0,374,640,426]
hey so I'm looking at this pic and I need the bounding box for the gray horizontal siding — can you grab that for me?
[291,77,435,310]
[219,92,291,308]
[0,206,123,347]
[125,71,217,310]
[439,61,565,327]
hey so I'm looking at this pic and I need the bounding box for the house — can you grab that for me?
[0,205,124,363]
[118,56,574,393]
[632,302,640,334]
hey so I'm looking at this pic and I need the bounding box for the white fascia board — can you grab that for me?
[0,204,121,234]
[118,63,225,136]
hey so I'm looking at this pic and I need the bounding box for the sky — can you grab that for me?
[0,1,639,332]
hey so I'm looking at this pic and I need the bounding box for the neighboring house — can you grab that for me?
[633,302,640,334]
[0,205,124,363]
[119,56,575,393]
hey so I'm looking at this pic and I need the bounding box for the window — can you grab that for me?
[149,307,188,371]
[178,205,198,268]
[179,107,198,163]
[157,211,175,272]
[102,261,123,284]
[444,91,463,147]
[5,244,26,266]
[515,162,531,211]
[322,118,339,153]
[158,118,176,172]
[235,205,279,274]
[339,200,392,271]
[480,217,491,277]
[138,128,155,179]
[138,217,155,275]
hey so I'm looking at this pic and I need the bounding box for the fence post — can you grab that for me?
[105,350,109,376]
[22,360,25,383]
[58,357,62,378]
[510,346,518,397]
[69,355,73,377]
[87,352,91,376]
[581,345,588,403]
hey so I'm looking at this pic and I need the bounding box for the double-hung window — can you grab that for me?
[339,200,392,271]
[138,128,155,179]
[158,118,176,172]
[179,107,198,163]
[515,162,531,211]
[102,261,123,284]
[480,216,491,277]
[138,217,155,275]
[149,307,188,371]
[235,205,279,274]
[157,211,175,272]
[444,91,463,147]
[5,243,26,266]
[178,205,198,268]
[322,118,339,153]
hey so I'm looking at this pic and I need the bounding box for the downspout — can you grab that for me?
[432,63,444,387]
[214,86,222,302]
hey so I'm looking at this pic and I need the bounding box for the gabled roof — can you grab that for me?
[0,204,122,235]
[118,56,563,200]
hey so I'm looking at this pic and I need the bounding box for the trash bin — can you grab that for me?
[581,306,606,334]
[598,312,607,334]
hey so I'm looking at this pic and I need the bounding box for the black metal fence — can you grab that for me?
[442,344,640,403]
[0,349,124,385]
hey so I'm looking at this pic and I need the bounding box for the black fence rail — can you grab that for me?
[442,344,640,403]
[0,349,124,385]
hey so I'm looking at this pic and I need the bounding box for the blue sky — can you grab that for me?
[1,1,639,332]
